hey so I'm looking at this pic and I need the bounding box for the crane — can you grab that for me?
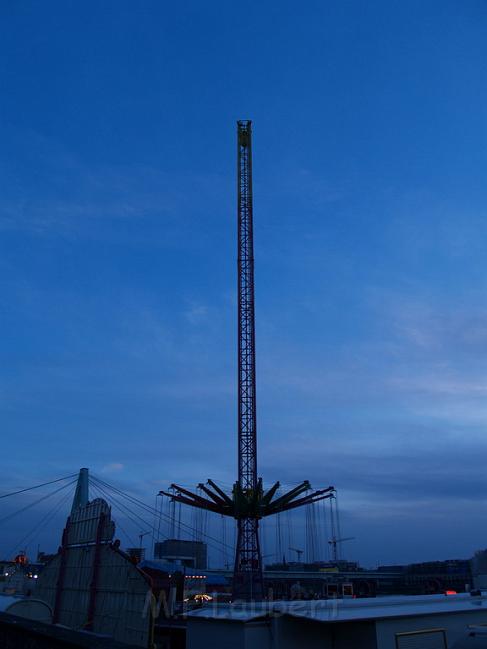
[289,547,304,562]
[138,530,151,549]
[328,536,355,563]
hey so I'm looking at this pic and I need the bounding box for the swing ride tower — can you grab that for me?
[161,121,335,601]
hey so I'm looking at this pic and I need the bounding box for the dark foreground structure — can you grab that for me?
[0,612,143,649]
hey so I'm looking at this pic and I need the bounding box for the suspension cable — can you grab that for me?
[90,482,138,548]
[8,483,75,559]
[93,477,229,557]
[0,478,78,527]
[91,475,234,554]
[90,480,157,539]
[0,474,78,500]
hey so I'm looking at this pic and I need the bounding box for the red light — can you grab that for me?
[445,590,457,595]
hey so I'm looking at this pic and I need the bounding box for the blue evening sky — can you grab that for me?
[1,0,487,565]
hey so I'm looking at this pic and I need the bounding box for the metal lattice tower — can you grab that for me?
[237,120,257,495]
[161,121,335,601]
[234,120,262,599]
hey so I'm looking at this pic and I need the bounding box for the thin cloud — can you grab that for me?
[100,463,124,474]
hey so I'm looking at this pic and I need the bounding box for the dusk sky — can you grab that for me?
[2,1,487,566]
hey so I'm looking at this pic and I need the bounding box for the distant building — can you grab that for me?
[471,549,487,589]
[266,560,361,573]
[0,559,41,596]
[376,565,406,573]
[402,560,472,594]
[154,539,207,569]
[36,551,57,565]
[127,547,146,563]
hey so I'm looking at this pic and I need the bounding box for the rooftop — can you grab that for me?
[187,592,487,623]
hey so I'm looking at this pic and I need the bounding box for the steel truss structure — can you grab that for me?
[161,121,334,601]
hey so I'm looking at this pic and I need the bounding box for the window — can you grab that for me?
[395,628,447,649]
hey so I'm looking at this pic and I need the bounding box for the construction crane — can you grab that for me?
[138,530,151,550]
[328,536,355,563]
[289,547,304,562]
[161,121,335,601]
